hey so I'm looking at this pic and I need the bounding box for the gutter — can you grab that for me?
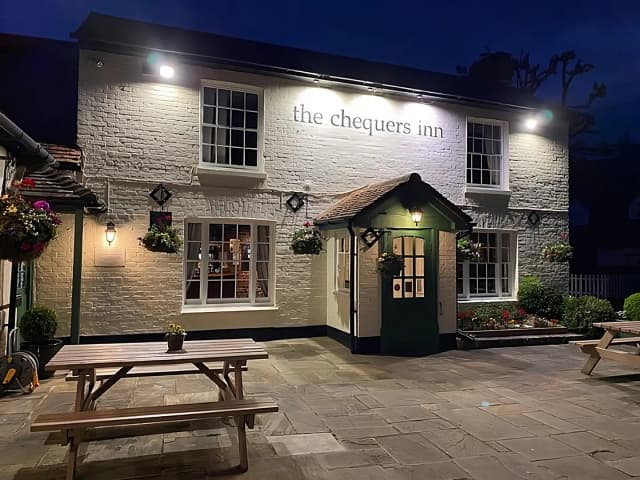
[347,219,357,353]
[0,112,59,170]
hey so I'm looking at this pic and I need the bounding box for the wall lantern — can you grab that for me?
[286,192,307,212]
[409,206,423,226]
[105,221,117,245]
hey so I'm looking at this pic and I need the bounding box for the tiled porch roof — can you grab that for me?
[315,175,411,223]
[41,143,83,170]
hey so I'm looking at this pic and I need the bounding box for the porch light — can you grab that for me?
[105,221,117,245]
[159,65,175,79]
[409,207,423,226]
[525,117,538,131]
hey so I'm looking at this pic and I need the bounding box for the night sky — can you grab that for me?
[1,0,639,142]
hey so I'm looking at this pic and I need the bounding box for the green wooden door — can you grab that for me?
[380,230,439,356]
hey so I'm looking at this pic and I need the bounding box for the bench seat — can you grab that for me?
[32,399,278,479]
[65,362,247,382]
[571,337,640,354]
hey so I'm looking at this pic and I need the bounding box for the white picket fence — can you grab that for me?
[569,274,625,299]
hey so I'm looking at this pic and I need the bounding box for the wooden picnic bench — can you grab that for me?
[572,321,640,375]
[30,339,278,479]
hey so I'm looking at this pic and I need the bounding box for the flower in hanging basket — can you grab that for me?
[0,189,61,262]
[376,252,404,275]
[290,221,322,255]
[542,240,572,262]
[139,224,182,253]
[456,238,482,261]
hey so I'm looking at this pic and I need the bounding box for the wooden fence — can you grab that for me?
[569,274,625,300]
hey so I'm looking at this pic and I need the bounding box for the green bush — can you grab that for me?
[561,295,616,337]
[517,276,563,319]
[624,293,640,321]
[19,306,58,343]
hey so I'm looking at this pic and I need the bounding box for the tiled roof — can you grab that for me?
[315,175,412,223]
[41,143,82,169]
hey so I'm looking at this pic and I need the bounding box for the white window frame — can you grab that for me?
[183,218,275,308]
[335,235,350,292]
[465,117,509,191]
[457,230,517,300]
[199,80,265,174]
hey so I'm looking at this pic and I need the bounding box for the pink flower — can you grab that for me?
[19,178,36,188]
[33,200,50,211]
[20,242,31,252]
[303,220,311,228]
[501,310,510,319]
[33,242,45,253]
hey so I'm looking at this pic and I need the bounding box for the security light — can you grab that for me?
[525,118,538,131]
[159,65,175,79]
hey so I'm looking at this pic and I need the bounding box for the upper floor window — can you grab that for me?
[336,236,350,291]
[466,119,507,188]
[457,231,516,299]
[201,85,260,169]
[184,220,273,307]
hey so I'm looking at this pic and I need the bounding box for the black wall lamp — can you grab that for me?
[286,192,307,212]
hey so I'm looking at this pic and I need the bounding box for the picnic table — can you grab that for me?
[573,321,640,375]
[30,339,278,479]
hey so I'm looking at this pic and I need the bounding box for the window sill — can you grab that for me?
[465,186,512,196]
[458,297,517,304]
[181,305,278,314]
[197,164,267,186]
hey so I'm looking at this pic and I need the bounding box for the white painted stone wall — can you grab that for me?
[438,231,457,334]
[33,49,569,336]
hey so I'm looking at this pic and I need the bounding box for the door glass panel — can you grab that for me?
[403,237,413,255]
[393,278,403,298]
[415,258,424,276]
[416,278,424,298]
[415,238,424,256]
[392,237,402,255]
[404,279,413,295]
[404,257,413,276]
[392,235,426,300]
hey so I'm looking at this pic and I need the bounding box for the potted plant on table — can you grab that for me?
[376,252,404,276]
[19,306,63,379]
[165,323,187,352]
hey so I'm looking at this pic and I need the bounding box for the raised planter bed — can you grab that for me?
[457,326,584,349]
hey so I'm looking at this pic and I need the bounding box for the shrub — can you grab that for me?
[624,293,640,321]
[19,306,58,343]
[517,276,563,319]
[561,295,616,337]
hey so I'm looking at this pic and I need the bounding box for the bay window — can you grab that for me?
[184,220,274,306]
[457,231,515,299]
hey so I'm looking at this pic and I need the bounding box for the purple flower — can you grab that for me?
[33,200,50,211]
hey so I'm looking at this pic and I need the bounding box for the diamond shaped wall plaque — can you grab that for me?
[527,211,540,226]
[149,184,172,206]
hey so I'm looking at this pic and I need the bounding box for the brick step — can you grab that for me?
[457,331,584,350]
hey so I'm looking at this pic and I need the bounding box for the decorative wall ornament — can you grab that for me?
[286,192,307,212]
[527,211,540,227]
[149,184,172,207]
[360,227,383,248]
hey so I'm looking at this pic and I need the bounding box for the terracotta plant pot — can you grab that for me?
[166,334,185,352]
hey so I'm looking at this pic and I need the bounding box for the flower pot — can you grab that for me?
[166,334,185,352]
[21,339,63,379]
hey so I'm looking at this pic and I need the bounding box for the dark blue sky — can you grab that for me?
[1,0,639,141]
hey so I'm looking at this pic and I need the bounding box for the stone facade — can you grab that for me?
[34,49,569,337]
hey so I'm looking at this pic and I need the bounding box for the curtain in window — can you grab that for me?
[256,226,269,298]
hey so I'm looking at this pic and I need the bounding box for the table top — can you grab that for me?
[46,338,268,371]
[593,321,640,335]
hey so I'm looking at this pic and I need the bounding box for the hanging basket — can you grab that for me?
[376,253,404,276]
[290,225,322,255]
[542,241,573,263]
[456,238,481,261]
[139,225,182,253]
[0,191,60,262]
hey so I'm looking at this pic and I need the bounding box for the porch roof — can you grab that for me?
[314,173,473,230]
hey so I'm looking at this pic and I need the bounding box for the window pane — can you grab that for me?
[186,243,201,261]
[257,225,270,243]
[231,110,244,128]
[245,131,257,149]
[403,237,413,255]
[232,91,244,109]
[416,278,424,298]
[392,238,402,255]
[218,89,230,107]
[245,149,258,167]
[203,88,216,106]
[216,146,229,164]
[246,93,258,111]
[246,111,258,129]
[415,257,424,276]
[187,223,201,241]
[256,278,269,298]
[404,257,413,276]
[202,126,214,144]
[393,278,402,298]
[186,281,200,299]
[231,148,243,166]
[216,128,230,146]
[218,108,230,126]
[203,106,215,124]
[415,238,424,256]
[467,121,503,186]
[202,145,212,163]
[231,129,244,147]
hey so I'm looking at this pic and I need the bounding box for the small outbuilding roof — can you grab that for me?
[41,143,83,170]
[314,173,472,230]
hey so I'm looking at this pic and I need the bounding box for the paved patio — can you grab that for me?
[4,338,640,479]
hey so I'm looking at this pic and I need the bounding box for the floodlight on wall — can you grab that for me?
[286,192,307,212]
[409,206,423,226]
[525,117,538,131]
[159,65,175,79]
[105,221,117,245]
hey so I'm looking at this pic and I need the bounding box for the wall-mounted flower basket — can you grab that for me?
[377,252,404,276]
[542,241,573,263]
[290,221,322,255]
[0,184,60,262]
[457,238,481,261]
[139,224,182,253]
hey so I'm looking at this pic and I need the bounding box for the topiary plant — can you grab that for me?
[19,306,58,343]
[624,293,640,321]
[561,295,616,337]
[517,276,563,320]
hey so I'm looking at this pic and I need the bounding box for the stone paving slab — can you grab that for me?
[8,341,640,479]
